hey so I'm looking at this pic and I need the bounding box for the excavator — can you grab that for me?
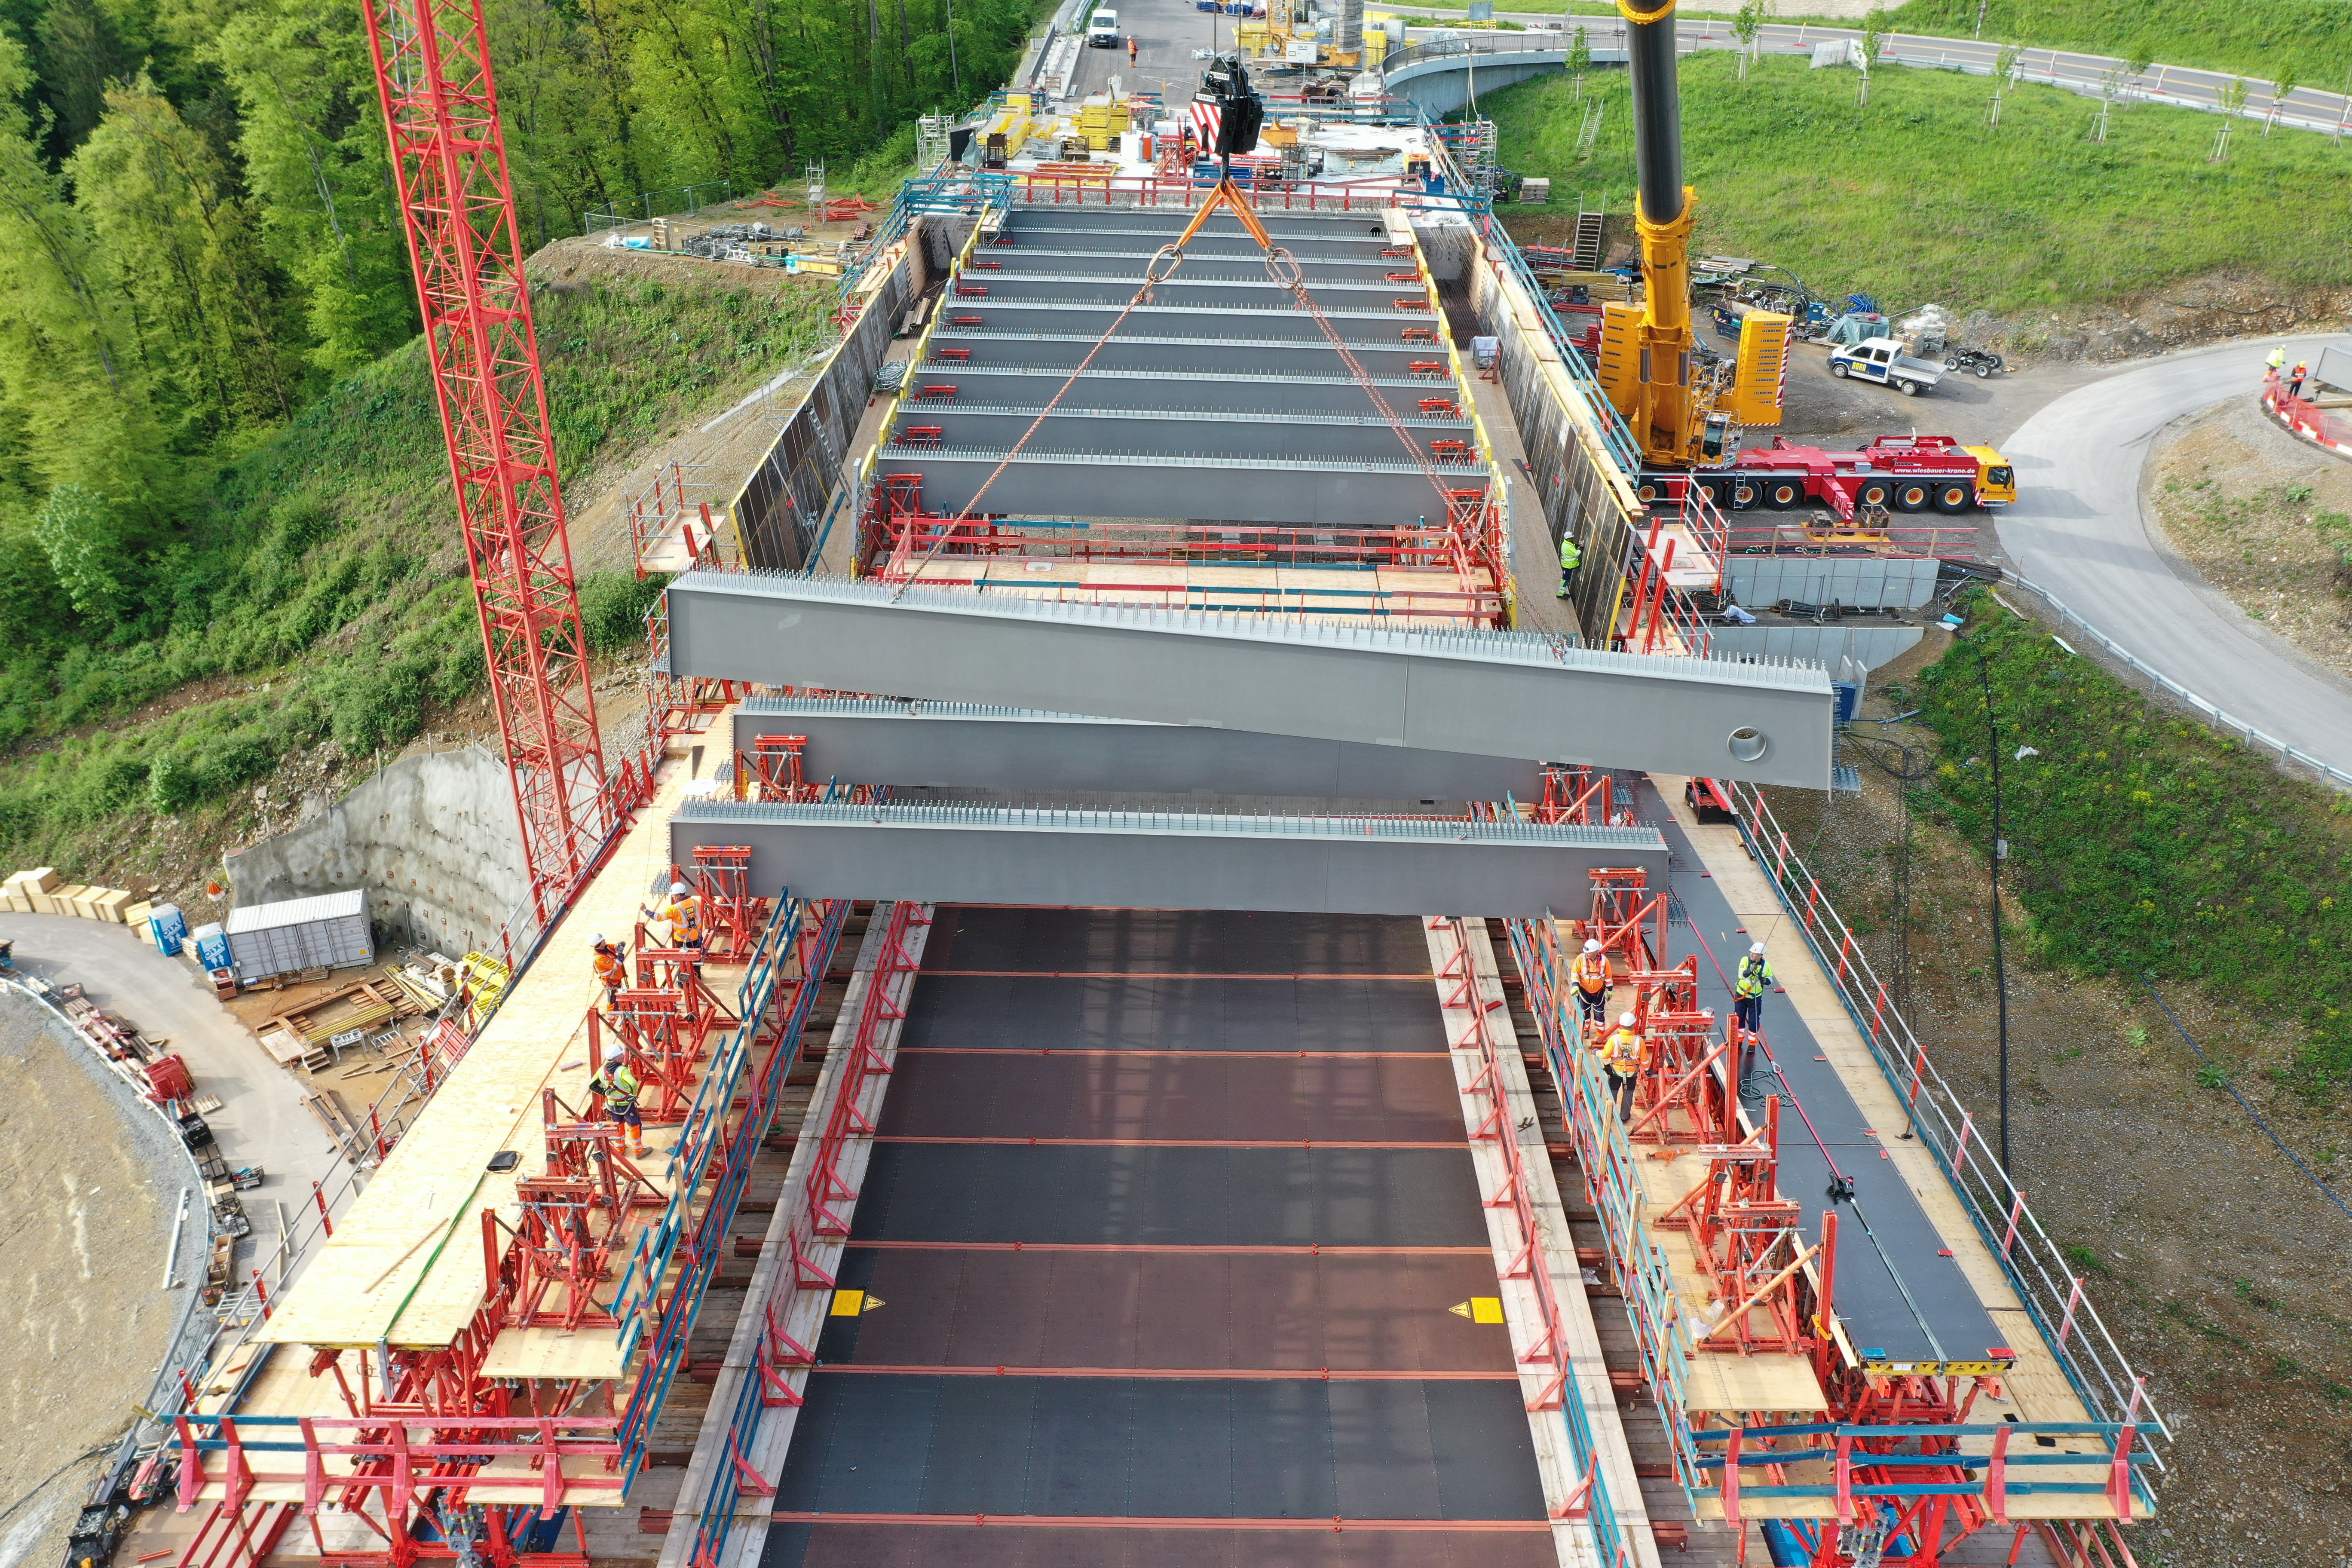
[1591,0,1794,471]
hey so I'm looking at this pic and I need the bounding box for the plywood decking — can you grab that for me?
[257,765,698,1352]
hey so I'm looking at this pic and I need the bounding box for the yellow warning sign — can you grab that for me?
[1449,1297,1505,1324]
[830,1289,866,1317]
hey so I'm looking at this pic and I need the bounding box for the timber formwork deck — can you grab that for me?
[761,906,1555,1568]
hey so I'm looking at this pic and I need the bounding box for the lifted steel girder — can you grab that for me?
[866,450,1476,529]
[885,407,1470,465]
[731,698,1544,800]
[925,331,1439,378]
[669,800,1667,917]
[664,573,1835,788]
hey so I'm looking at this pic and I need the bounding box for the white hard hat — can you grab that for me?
[1582,938,1601,954]
[603,1047,625,1065]
[590,933,604,946]
[671,880,689,897]
[1749,941,1767,956]
[1619,1012,1636,1029]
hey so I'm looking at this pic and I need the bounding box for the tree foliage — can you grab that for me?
[0,0,1037,658]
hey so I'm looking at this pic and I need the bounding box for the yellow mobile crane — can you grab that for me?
[1592,0,1791,469]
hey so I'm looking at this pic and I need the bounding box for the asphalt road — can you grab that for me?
[0,915,348,1229]
[1995,336,2352,782]
[1062,0,1234,107]
[1374,9,2352,137]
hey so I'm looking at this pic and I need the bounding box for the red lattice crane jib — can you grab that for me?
[363,0,605,916]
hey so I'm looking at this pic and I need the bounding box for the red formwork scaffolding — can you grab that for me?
[361,0,605,922]
[1501,850,2165,1568]
[169,894,851,1568]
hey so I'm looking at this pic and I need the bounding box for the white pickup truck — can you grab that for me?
[1828,337,1945,397]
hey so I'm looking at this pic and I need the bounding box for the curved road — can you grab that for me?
[1995,336,2352,782]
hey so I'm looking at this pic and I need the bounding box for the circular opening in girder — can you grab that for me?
[1727,726,1769,763]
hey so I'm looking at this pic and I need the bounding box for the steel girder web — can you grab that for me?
[362,0,605,919]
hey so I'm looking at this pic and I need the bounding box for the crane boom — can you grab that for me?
[361,0,608,921]
[1596,0,1786,469]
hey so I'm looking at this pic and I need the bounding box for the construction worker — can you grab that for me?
[1732,941,1773,1036]
[1599,1011,1646,1123]
[1570,937,1611,1029]
[589,1047,652,1160]
[591,935,627,1008]
[2290,360,2310,399]
[2266,344,2287,378]
[1127,34,1139,65]
[643,880,704,973]
[1556,531,1581,600]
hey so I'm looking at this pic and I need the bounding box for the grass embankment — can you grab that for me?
[1889,0,2352,84]
[2,274,836,866]
[1906,591,2352,1088]
[1487,52,2352,311]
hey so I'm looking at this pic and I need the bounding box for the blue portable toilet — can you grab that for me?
[191,922,232,973]
[148,902,188,957]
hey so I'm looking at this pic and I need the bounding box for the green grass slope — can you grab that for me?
[3,272,836,869]
[1890,0,2352,86]
[1490,52,2352,312]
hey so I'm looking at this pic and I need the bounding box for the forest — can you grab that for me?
[0,0,1037,662]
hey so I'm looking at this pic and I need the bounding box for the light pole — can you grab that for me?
[1957,628,2012,1174]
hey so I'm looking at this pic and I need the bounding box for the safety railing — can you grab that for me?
[1502,916,1706,1504]
[607,892,850,1432]
[1690,1420,2156,1526]
[1720,778,2172,1461]
[683,898,930,1568]
[1989,567,2352,792]
[1433,918,1636,1567]
[584,179,736,235]
[2263,373,2352,453]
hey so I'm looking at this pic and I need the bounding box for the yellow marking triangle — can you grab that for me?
[862,1293,887,1314]
[1449,1300,1473,1318]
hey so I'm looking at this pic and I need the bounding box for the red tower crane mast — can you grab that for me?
[361,0,605,919]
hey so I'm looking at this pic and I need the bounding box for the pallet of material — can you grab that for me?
[259,1027,324,1070]
[41,883,90,916]
[89,889,135,922]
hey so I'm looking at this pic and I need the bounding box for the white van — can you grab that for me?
[1087,8,1119,46]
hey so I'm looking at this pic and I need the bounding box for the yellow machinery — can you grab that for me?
[1593,0,1789,468]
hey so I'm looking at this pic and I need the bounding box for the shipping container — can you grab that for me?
[222,890,374,980]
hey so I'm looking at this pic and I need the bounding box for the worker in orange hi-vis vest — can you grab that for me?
[1570,937,1612,1029]
[591,936,627,1008]
[642,880,704,977]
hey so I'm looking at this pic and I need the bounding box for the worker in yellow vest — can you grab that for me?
[589,1047,652,1160]
[1598,1011,1647,1123]
[1571,937,1611,1029]
[1732,942,1773,1036]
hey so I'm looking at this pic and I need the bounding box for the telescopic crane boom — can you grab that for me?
[1594,0,1789,469]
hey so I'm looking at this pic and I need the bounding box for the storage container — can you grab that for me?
[223,890,374,981]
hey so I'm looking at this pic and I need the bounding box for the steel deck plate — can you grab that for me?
[1642,779,2009,1366]
[899,975,1451,1054]
[770,1525,1556,1568]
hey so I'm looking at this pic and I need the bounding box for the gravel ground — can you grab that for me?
[0,995,206,1568]
[2148,396,2352,681]
[1755,636,2352,1568]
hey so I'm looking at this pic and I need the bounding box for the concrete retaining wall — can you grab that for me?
[224,748,527,958]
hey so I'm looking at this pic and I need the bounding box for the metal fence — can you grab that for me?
[584,180,737,236]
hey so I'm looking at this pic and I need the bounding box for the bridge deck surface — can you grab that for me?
[761,906,1556,1568]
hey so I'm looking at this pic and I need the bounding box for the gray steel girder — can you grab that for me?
[897,367,1455,417]
[668,801,1667,917]
[925,331,1441,378]
[886,407,1470,464]
[961,275,1423,311]
[936,299,1427,345]
[730,698,1544,799]
[986,251,1406,284]
[1006,211,1400,251]
[665,573,1836,788]
[870,450,1478,528]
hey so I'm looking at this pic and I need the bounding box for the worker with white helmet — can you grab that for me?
[1570,936,1612,1029]
[1597,1010,1648,1123]
[642,878,705,976]
[591,934,627,1008]
[588,1046,652,1160]
[1733,941,1773,1036]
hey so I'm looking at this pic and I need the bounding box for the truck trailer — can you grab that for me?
[1637,435,2015,517]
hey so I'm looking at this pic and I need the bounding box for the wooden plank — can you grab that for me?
[1679,1350,1826,1415]
[255,764,704,1351]
[478,1326,631,1381]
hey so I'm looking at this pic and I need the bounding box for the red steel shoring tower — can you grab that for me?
[362,0,604,919]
